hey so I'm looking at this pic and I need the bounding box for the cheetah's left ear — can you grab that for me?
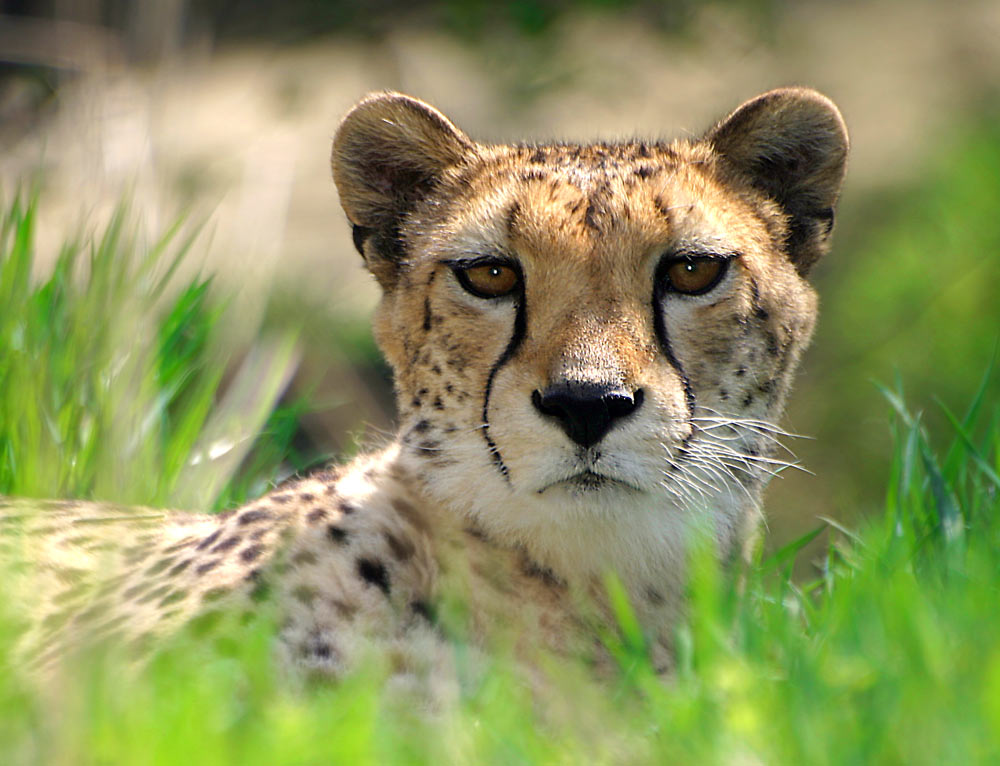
[332,92,475,289]
[705,87,849,275]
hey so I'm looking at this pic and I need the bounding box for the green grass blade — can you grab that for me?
[935,396,1000,491]
[760,524,826,572]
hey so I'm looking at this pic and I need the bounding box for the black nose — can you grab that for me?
[531,383,644,448]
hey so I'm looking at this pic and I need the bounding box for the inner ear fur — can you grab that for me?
[706,87,849,274]
[331,92,475,287]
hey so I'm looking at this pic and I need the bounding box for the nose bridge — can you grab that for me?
[546,304,642,387]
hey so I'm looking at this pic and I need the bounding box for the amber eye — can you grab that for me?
[661,257,728,295]
[453,262,521,299]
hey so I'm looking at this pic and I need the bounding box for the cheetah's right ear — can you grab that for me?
[705,87,849,275]
[332,92,475,289]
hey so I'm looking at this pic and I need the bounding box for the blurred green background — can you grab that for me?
[0,0,998,548]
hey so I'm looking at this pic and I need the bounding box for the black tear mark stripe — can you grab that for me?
[481,294,527,482]
[649,201,695,414]
[651,286,696,416]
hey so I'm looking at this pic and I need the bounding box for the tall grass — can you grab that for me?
[0,195,299,509]
[1,193,999,764]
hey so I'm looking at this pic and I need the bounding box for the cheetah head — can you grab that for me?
[332,89,847,573]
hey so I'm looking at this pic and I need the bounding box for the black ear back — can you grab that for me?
[706,87,849,274]
[331,92,475,288]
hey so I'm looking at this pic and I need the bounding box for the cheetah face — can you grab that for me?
[332,90,847,545]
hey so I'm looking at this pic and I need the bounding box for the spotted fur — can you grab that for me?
[1,88,848,686]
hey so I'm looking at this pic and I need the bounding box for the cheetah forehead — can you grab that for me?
[434,141,746,257]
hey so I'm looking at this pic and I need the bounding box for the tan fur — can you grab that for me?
[1,88,848,686]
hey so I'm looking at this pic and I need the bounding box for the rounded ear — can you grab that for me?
[331,92,475,287]
[705,87,849,274]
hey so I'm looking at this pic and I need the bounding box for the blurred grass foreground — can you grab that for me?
[0,186,999,762]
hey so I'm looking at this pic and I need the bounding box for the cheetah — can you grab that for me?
[1,87,848,687]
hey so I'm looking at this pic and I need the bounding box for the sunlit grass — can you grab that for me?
[0,194,299,509]
[1,189,999,764]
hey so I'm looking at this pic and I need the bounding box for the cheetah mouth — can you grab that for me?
[537,470,642,495]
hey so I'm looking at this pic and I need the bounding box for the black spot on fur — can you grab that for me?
[423,298,433,332]
[41,610,72,632]
[122,545,150,565]
[530,148,546,164]
[333,600,359,619]
[742,392,755,408]
[144,557,176,576]
[292,584,317,606]
[306,507,327,524]
[270,493,292,504]
[240,544,264,563]
[51,583,89,606]
[384,530,415,561]
[159,589,188,607]
[765,331,780,357]
[75,602,109,624]
[735,367,747,377]
[357,557,391,596]
[299,492,314,503]
[136,584,171,605]
[162,538,195,554]
[328,525,349,544]
[168,559,192,577]
[196,529,222,550]
[646,586,665,606]
[653,195,674,221]
[238,508,273,525]
[211,535,241,554]
[291,548,318,566]
[411,600,436,623]
[310,641,334,660]
[122,582,150,601]
[338,500,356,515]
[196,559,221,575]
[506,200,522,236]
[520,553,565,589]
[583,199,601,231]
[464,524,489,542]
